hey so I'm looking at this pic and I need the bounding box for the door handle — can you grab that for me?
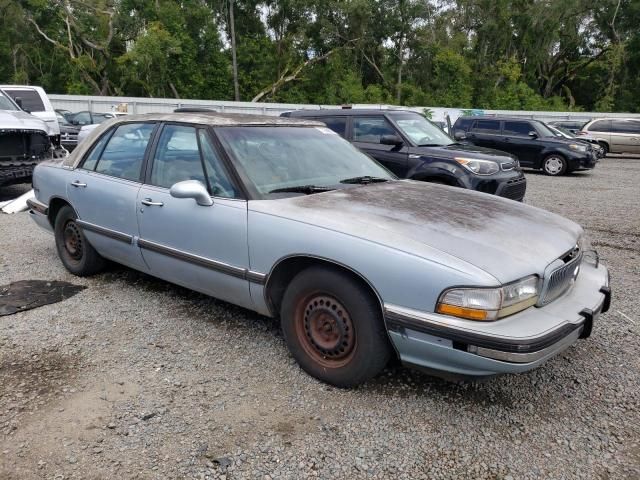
[70,181,87,188]
[141,198,164,207]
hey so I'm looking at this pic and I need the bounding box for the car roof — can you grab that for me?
[455,115,543,123]
[62,112,325,169]
[101,112,324,127]
[284,108,419,117]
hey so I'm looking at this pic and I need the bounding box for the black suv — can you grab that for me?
[282,109,527,201]
[453,116,598,176]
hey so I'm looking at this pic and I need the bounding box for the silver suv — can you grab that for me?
[580,118,640,155]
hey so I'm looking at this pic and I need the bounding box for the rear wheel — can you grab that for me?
[280,266,392,387]
[542,154,567,176]
[54,205,106,276]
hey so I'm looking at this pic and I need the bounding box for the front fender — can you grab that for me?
[406,158,466,187]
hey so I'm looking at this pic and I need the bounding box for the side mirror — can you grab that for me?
[453,130,467,141]
[528,131,538,138]
[380,134,403,146]
[170,180,213,206]
[14,97,23,109]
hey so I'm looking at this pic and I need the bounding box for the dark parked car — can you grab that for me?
[56,112,79,151]
[453,116,598,176]
[547,120,589,134]
[67,111,121,126]
[282,109,527,201]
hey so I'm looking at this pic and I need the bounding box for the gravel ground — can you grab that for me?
[1,158,639,480]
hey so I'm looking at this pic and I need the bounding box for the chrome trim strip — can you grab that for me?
[26,198,48,215]
[470,327,582,363]
[137,238,267,284]
[76,219,133,244]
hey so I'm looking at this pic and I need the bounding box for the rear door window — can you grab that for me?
[94,123,155,182]
[3,89,45,112]
[502,121,532,136]
[471,120,501,134]
[612,120,640,134]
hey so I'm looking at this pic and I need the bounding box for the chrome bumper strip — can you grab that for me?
[26,198,48,215]
[76,219,133,244]
[137,238,267,285]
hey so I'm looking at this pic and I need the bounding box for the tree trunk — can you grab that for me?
[229,0,240,101]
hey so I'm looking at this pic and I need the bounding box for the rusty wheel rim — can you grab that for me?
[63,220,83,261]
[294,293,356,369]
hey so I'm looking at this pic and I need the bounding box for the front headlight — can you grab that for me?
[454,157,500,175]
[436,275,540,321]
[568,143,588,152]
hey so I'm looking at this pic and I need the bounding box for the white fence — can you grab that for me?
[49,94,640,124]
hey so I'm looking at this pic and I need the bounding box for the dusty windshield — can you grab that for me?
[216,126,394,195]
[390,113,452,146]
[0,91,19,111]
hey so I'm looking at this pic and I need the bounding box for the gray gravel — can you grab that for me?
[1,157,639,479]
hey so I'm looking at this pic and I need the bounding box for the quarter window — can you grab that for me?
[353,117,397,143]
[588,120,611,133]
[94,123,155,181]
[612,120,640,134]
[503,121,532,136]
[471,120,501,134]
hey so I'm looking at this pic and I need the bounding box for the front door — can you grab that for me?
[351,116,409,176]
[136,124,253,309]
[500,120,541,167]
[611,119,640,154]
[67,122,156,270]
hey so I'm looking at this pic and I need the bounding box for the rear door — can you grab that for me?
[611,119,640,154]
[466,119,501,150]
[351,116,409,176]
[67,122,156,270]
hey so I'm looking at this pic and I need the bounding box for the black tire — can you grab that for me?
[280,266,392,387]
[542,154,568,176]
[54,205,106,276]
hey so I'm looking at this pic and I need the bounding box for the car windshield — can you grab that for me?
[0,91,19,111]
[389,113,453,146]
[535,122,557,137]
[216,126,394,195]
[554,126,577,138]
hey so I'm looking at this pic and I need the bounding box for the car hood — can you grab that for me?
[409,143,516,163]
[539,135,586,147]
[251,181,582,283]
[0,109,49,132]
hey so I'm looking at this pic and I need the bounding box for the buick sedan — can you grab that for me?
[27,113,611,387]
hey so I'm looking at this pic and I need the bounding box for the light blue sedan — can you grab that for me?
[27,113,611,387]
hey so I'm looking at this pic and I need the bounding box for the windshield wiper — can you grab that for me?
[417,143,445,147]
[340,176,389,185]
[268,185,333,194]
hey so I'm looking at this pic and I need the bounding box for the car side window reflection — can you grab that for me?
[198,130,238,198]
[150,125,207,189]
[81,132,112,171]
[353,117,396,144]
[94,123,155,182]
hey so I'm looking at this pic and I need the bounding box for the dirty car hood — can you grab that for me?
[251,181,582,283]
[0,110,49,132]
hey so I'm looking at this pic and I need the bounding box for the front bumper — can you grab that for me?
[566,150,598,170]
[384,260,610,377]
[466,170,527,202]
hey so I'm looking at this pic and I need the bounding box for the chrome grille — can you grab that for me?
[540,250,583,305]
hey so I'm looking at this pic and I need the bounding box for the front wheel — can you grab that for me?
[280,266,392,387]
[542,154,567,176]
[54,205,106,276]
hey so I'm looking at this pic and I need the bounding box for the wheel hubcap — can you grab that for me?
[63,221,83,260]
[545,157,563,174]
[296,294,356,367]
